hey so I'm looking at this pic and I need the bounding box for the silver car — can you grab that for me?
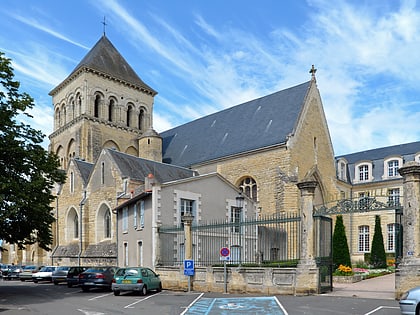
[400,286,420,315]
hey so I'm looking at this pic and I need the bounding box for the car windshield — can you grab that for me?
[23,266,36,271]
[40,267,55,272]
[115,268,139,276]
[57,266,70,271]
[85,267,107,273]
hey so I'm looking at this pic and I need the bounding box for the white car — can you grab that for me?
[32,266,57,283]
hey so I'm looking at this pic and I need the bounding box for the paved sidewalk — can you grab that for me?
[322,273,396,300]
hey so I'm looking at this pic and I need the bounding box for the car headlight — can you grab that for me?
[400,291,409,300]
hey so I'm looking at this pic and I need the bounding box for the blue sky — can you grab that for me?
[1,0,420,156]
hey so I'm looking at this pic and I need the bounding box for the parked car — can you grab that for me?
[3,265,24,280]
[400,286,420,315]
[0,264,13,279]
[20,265,44,281]
[52,266,71,285]
[112,267,162,296]
[78,266,117,292]
[32,266,57,283]
[66,266,88,288]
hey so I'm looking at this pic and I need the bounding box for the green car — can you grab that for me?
[112,267,162,296]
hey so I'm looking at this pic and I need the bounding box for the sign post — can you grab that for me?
[184,259,194,292]
[220,247,230,293]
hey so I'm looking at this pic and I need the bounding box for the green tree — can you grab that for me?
[370,215,387,268]
[332,215,351,269]
[0,52,65,251]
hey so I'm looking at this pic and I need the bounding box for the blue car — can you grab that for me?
[112,267,162,296]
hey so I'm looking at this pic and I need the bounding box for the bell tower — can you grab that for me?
[48,35,157,168]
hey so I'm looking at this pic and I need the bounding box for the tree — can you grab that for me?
[370,215,387,268]
[332,215,351,269]
[0,52,65,251]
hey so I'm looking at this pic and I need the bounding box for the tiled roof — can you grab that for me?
[161,81,312,167]
[337,141,420,164]
[74,159,93,185]
[106,149,196,183]
[52,35,156,95]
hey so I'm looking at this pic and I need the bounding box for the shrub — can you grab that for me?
[332,215,351,269]
[370,215,387,268]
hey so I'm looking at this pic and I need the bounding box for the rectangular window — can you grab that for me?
[70,171,74,193]
[122,207,128,232]
[358,192,370,210]
[358,225,370,252]
[133,202,137,227]
[180,199,194,226]
[359,165,369,181]
[140,200,145,229]
[137,241,143,266]
[387,223,395,252]
[124,242,128,266]
[230,206,242,233]
[101,162,105,185]
[388,160,399,177]
[388,188,400,207]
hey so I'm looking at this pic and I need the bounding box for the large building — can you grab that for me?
[2,34,416,270]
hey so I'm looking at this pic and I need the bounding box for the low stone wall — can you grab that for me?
[156,266,315,295]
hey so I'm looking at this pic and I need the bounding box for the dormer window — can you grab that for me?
[415,153,420,163]
[337,158,347,181]
[354,162,373,183]
[383,156,403,180]
[359,165,369,181]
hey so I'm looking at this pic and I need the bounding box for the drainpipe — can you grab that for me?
[114,191,126,267]
[78,190,87,266]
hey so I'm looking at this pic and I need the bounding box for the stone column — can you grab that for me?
[396,161,420,298]
[182,213,194,260]
[295,180,319,294]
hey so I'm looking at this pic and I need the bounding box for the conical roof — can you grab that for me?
[50,35,157,96]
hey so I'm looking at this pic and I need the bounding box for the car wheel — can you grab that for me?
[53,281,58,285]
[416,304,420,315]
[113,290,120,296]
[82,287,89,292]
[67,283,72,288]
[141,285,147,296]
[20,279,25,282]
[33,280,38,283]
[157,283,162,292]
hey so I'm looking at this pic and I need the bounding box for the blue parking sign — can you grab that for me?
[184,259,195,276]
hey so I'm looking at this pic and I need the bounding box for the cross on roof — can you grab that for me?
[309,65,317,80]
[102,16,107,35]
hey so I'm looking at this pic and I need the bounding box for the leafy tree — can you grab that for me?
[0,52,65,251]
[332,215,351,269]
[370,215,387,268]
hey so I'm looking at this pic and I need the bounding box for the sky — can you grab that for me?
[1,0,420,156]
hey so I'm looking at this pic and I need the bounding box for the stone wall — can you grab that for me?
[156,266,318,295]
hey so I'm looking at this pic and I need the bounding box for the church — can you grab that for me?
[36,34,338,267]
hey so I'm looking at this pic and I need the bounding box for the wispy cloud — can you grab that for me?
[9,13,89,50]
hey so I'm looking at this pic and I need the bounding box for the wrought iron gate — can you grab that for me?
[314,214,333,293]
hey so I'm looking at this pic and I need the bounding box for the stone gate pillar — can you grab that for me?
[295,180,319,294]
[396,161,420,298]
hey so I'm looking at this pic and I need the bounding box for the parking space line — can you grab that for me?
[180,292,204,315]
[88,292,113,301]
[364,306,400,315]
[124,292,161,309]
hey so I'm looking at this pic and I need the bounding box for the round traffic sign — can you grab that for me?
[220,247,230,257]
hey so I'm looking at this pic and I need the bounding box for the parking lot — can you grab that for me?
[0,276,401,315]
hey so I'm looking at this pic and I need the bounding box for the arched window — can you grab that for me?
[74,215,79,239]
[126,105,133,127]
[67,208,79,241]
[139,108,145,130]
[104,210,111,238]
[108,99,114,122]
[94,95,101,118]
[239,177,258,201]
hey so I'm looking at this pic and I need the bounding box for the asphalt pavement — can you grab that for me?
[323,273,396,300]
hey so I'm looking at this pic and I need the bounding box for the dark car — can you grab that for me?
[66,266,88,288]
[78,266,117,292]
[112,267,162,296]
[52,266,71,285]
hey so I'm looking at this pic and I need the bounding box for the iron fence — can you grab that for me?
[158,212,301,267]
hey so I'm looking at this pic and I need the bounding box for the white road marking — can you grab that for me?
[364,305,400,315]
[124,292,162,308]
[88,292,113,301]
[77,309,105,315]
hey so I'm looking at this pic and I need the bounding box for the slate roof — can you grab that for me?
[50,35,156,96]
[74,159,93,185]
[161,81,312,167]
[106,148,196,183]
[336,141,420,164]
